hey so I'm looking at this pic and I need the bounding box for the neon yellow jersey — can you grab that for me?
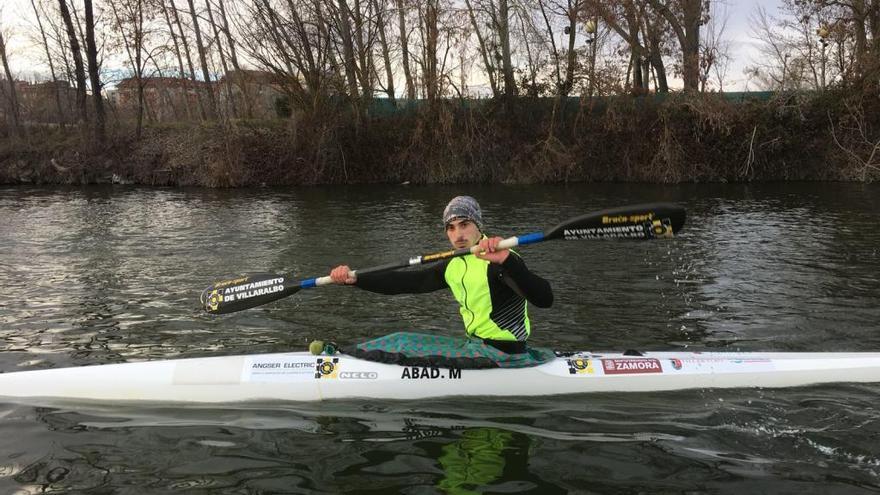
[444,254,530,341]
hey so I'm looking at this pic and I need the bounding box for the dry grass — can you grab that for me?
[1,90,878,186]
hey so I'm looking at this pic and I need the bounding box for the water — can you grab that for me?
[1,183,879,493]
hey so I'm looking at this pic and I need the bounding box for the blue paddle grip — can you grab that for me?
[517,232,545,245]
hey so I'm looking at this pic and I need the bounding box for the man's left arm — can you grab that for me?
[500,253,554,308]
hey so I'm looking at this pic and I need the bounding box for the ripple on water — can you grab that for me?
[2,183,880,492]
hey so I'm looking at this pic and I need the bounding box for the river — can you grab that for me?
[1,183,879,493]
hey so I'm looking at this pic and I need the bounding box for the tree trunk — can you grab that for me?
[396,0,416,99]
[596,0,657,92]
[640,8,668,93]
[870,0,880,86]
[647,0,700,91]
[518,10,539,95]
[464,0,498,97]
[205,0,236,118]
[58,0,88,123]
[561,0,578,96]
[498,0,516,98]
[351,0,373,98]
[217,0,252,117]
[84,0,105,141]
[0,30,25,138]
[648,46,667,92]
[160,0,193,120]
[30,0,66,125]
[683,0,701,91]
[108,0,141,138]
[625,4,645,93]
[374,0,396,102]
[186,0,217,117]
[48,18,75,96]
[422,0,439,101]
[171,0,207,119]
[536,0,562,94]
[336,0,362,100]
[259,0,296,79]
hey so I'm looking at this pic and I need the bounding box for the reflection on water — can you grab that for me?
[2,182,880,492]
[2,386,879,493]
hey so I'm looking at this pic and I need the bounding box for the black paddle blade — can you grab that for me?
[201,273,299,314]
[544,203,686,240]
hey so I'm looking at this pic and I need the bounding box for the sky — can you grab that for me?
[1,0,783,92]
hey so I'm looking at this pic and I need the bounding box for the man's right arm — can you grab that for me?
[329,261,449,294]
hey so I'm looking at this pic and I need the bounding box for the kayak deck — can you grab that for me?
[2,351,880,403]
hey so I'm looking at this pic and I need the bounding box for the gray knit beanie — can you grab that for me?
[442,196,484,231]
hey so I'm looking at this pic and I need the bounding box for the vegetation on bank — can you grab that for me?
[1,0,877,186]
[1,90,878,187]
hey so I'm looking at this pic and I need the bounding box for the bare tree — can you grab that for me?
[463,0,499,96]
[420,0,440,101]
[0,26,25,137]
[699,0,731,91]
[170,0,208,119]
[561,0,587,95]
[784,0,876,87]
[374,0,396,102]
[185,0,217,117]
[29,0,66,124]
[639,5,669,92]
[516,7,542,95]
[41,4,73,87]
[593,0,649,93]
[535,0,588,96]
[237,0,341,111]
[645,0,704,91]
[396,0,417,99]
[159,0,193,119]
[58,0,88,123]
[333,0,362,99]
[109,0,151,137]
[215,0,252,117]
[204,0,236,117]
[534,0,563,93]
[746,3,847,91]
[350,0,377,98]
[83,0,105,140]
[746,6,798,90]
[498,0,516,97]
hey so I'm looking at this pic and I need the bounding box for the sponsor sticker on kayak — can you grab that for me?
[315,357,339,379]
[243,356,317,382]
[567,358,595,375]
[601,358,663,374]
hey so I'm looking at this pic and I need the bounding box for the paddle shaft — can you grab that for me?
[309,235,534,288]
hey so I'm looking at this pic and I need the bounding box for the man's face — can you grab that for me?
[445,218,481,249]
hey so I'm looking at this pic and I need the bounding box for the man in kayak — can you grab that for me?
[329,195,553,358]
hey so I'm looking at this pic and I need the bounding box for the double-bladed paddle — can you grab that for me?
[201,202,686,314]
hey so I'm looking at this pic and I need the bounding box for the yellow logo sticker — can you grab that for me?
[205,290,223,311]
[567,358,594,375]
[315,358,340,379]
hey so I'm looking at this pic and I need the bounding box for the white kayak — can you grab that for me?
[2,350,880,403]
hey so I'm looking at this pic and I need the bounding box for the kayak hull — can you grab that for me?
[2,351,880,403]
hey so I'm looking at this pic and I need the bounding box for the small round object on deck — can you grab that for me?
[309,340,325,355]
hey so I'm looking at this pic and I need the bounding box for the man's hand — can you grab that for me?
[474,237,509,264]
[330,265,357,284]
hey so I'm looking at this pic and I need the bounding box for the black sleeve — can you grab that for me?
[500,253,554,308]
[355,260,449,294]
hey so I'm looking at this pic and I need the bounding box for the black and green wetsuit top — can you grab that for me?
[356,251,553,342]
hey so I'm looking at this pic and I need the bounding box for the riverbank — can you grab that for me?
[1,90,877,186]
